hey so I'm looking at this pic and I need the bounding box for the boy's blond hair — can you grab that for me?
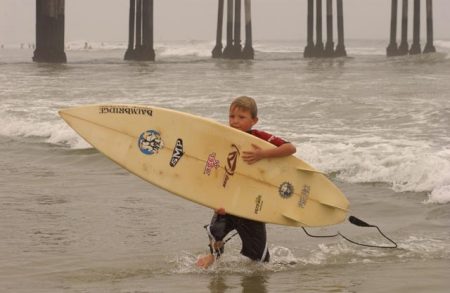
[230,96,258,118]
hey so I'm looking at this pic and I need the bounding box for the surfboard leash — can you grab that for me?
[203,224,239,258]
[302,216,398,249]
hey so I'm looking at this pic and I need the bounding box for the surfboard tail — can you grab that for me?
[282,205,348,227]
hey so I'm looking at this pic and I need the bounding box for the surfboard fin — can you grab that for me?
[296,166,324,174]
[281,211,306,226]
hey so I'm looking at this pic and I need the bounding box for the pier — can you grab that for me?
[33,0,66,63]
[213,0,254,59]
[387,0,436,56]
[26,0,439,63]
[124,0,155,61]
[293,0,347,58]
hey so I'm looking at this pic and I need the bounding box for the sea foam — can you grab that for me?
[298,139,450,204]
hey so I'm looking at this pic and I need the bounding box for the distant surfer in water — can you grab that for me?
[196,96,296,268]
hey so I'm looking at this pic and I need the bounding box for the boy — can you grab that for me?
[196,96,297,268]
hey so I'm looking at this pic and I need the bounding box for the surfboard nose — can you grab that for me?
[58,109,67,118]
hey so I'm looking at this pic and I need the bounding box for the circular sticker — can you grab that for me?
[138,130,164,155]
[279,182,294,199]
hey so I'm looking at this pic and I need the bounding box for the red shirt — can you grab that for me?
[248,129,288,147]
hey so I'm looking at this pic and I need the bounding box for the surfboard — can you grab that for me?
[59,104,349,227]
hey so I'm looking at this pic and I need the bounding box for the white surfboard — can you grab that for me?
[59,104,349,227]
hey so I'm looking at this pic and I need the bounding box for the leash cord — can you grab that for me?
[302,216,398,249]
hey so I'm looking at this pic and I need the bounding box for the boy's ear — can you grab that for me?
[253,117,259,125]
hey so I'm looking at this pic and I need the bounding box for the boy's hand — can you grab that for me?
[196,254,215,269]
[215,207,226,215]
[243,142,296,165]
[242,144,264,165]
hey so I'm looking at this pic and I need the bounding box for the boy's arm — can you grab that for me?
[242,142,296,165]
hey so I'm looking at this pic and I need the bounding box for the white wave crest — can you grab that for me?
[298,140,450,204]
[425,185,450,204]
[0,111,91,149]
[435,40,450,49]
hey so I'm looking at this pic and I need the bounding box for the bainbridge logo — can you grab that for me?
[99,105,153,116]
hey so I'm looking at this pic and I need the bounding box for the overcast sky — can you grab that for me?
[0,0,449,44]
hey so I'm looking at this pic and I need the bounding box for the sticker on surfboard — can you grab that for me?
[138,130,164,155]
[204,152,220,175]
[223,144,240,188]
[279,182,294,199]
[299,185,310,208]
[170,138,184,167]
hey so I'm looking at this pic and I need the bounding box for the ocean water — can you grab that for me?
[0,39,449,292]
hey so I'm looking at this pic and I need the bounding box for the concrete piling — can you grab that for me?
[386,0,398,56]
[124,0,136,60]
[324,0,334,57]
[242,0,254,59]
[334,0,346,57]
[314,0,325,57]
[231,0,242,59]
[124,0,155,61]
[135,0,143,55]
[398,0,409,55]
[142,0,155,60]
[33,0,67,63]
[409,0,421,55]
[304,0,315,58]
[423,0,436,53]
[212,0,224,58]
[222,0,234,58]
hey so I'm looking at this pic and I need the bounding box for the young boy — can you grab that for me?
[196,96,297,268]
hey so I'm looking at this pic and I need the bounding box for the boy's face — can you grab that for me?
[229,106,258,132]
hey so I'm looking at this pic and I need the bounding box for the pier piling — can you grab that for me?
[386,0,398,56]
[135,0,143,55]
[222,0,234,58]
[124,0,136,60]
[398,0,409,55]
[212,0,224,58]
[231,0,242,59]
[314,0,325,57]
[409,0,421,54]
[242,0,254,59]
[423,0,436,53]
[124,0,155,61]
[142,0,155,60]
[324,0,334,57]
[334,0,347,57]
[33,0,67,63]
[304,0,315,58]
